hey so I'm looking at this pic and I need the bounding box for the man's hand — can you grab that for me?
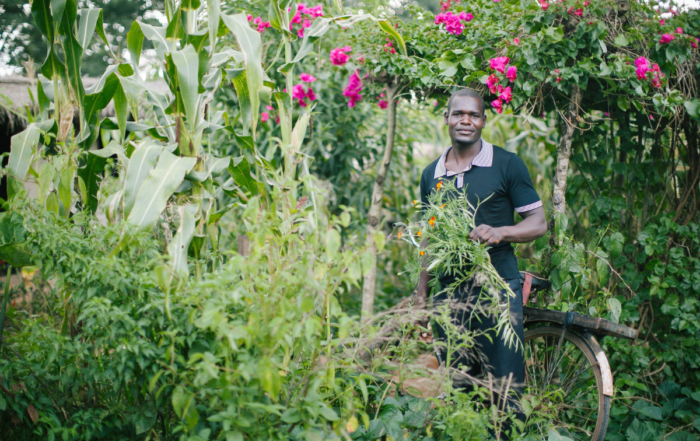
[469,224,504,245]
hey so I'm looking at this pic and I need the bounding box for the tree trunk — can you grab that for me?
[548,86,582,247]
[361,81,398,323]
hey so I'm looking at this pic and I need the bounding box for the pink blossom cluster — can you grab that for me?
[439,0,460,12]
[343,71,363,108]
[384,39,396,54]
[377,92,388,109]
[434,11,474,36]
[660,33,676,44]
[538,0,549,11]
[487,57,517,114]
[261,105,279,124]
[330,46,352,66]
[635,57,664,89]
[292,74,318,106]
[290,3,323,38]
[247,15,271,33]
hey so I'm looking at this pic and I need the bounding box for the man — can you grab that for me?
[415,88,547,427]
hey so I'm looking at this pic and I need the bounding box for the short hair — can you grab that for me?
[446,88,485,115]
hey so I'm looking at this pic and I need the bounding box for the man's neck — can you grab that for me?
[451,139,482,159]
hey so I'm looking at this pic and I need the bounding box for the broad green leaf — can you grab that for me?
[77,9,101,51]
[172,386,186,417]
[94,9,108,45]
[0,244,35,268]
[607,297,622,323]
[614,34,629,47]
[126,151,197,231]
[77,151,107,213]
[377,20,407,56]
[124,140,165,217]
[221,13,265,136]
[91,140,128,165]
[118,75,145,124]
[326,229,341,260]
[61,30,85,111]
[225,431,244,441]
[373,231,386,252]
[127,21,145,70]
[684,99,699,119]
[113,82,128,142]
[139,21,170,53]
[228,156,259,196]
[147,89,176,142]
[231,70,252,132]
[8,125,41,180]
[32,0,54,41]
[181,0,201,11]
[635,405,663,421]
[167,204,197,277]
[617,95,629,112]
[291,109,311,152]
[58,164,75,217]
[171,44,200,129]
[207,0,220,54]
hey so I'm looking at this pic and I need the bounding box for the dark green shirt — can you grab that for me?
[420,140,542,282]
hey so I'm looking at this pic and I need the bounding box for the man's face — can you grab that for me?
[444,96,487,145]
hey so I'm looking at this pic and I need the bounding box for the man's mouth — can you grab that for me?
[456,130,474,136]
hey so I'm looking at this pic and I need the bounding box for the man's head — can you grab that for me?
[444,89,487,146]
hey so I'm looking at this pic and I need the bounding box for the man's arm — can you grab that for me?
[468,206,547,245]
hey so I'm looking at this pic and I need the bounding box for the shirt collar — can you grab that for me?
[434,139,493,179]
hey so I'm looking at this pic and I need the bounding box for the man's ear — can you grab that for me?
[443,110,449,124]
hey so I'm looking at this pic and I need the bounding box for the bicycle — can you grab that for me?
[520,271,637,441]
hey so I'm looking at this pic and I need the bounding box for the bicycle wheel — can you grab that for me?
[523,326,611,441]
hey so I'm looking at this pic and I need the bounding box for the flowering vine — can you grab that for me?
[330,46,352,66]
[343,71,363,108]
[434,11,474,36]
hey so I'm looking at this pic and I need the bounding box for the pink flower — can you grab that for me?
[297,2,307,13]
[660,33,675,44]
[247,14,253,21]
[486,74,500,93]
[330,46,352,66]
[692,37,699,49]
[541,2,549,11]
[494,0,501,2]
[291,12,302,24]
[491,99,503,114]
[253,17,271,33]
[303,19,312,29]
[378,100,388,109]
[266,105,274,111]
[435,11,472,35]
[306,86,316,101]
[649,114,654,120]
[635,57,650,80]
[604,112,610,116]
[574,8,583,16]
[261,112,269,122]
[275,115,280,124]
[489,57,510,73]
[513,38,521,45]
[292,84,306,100]
[300,73,317,83]
[676,27,683,34]
[307,5,323,17]
[506,66,517,82]
[499,86,512,103]
[659,19,665,25]
[584,0,590,6]
[343,71,363,107]
[297,28,304,38]
[298,99,307,107]
[556,77,562,83]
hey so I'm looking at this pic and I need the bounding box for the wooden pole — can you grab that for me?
[361,81,398,323]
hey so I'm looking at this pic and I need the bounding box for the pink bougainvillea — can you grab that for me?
[378,100,388,109]
[506,66,517,82]
[635,57,650,80]
[489,57,509,73]
[434,11,473,36]
[343,71,363,108]
[487,74,500,93]
[556,77,562,83]
[300,73,317,83]
[247,14,253,21]
[253,17,271,33]
[659,19,665,25]
[513,38,521,45]
[384,39,396,54]
[261,112,269,122]
[306,87,317,101]
[540,1,549,11]
[491,99,503,114]
[676,27,683,34]
[292,84,306,100]
[289,4,323,37]
[660,33,675,44]
[692,37,699,49]
[573,8,583,16]
[499,86,512,103]
[330,46,352,65]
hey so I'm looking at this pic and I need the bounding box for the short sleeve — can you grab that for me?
[507,154,542,213]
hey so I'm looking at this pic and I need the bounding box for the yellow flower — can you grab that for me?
[420,251,426,256]
[442,204,446,208]
[429,216,435,227]
[398,231,402,238]
[436,181,443,190]
[413,199,418,205]
[416,231,422,237]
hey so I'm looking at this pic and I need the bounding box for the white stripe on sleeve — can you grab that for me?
[515,200,543,213]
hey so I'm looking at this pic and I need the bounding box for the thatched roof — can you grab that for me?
[0,75,171,136]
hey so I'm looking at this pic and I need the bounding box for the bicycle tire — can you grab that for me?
[524,326,611,441]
